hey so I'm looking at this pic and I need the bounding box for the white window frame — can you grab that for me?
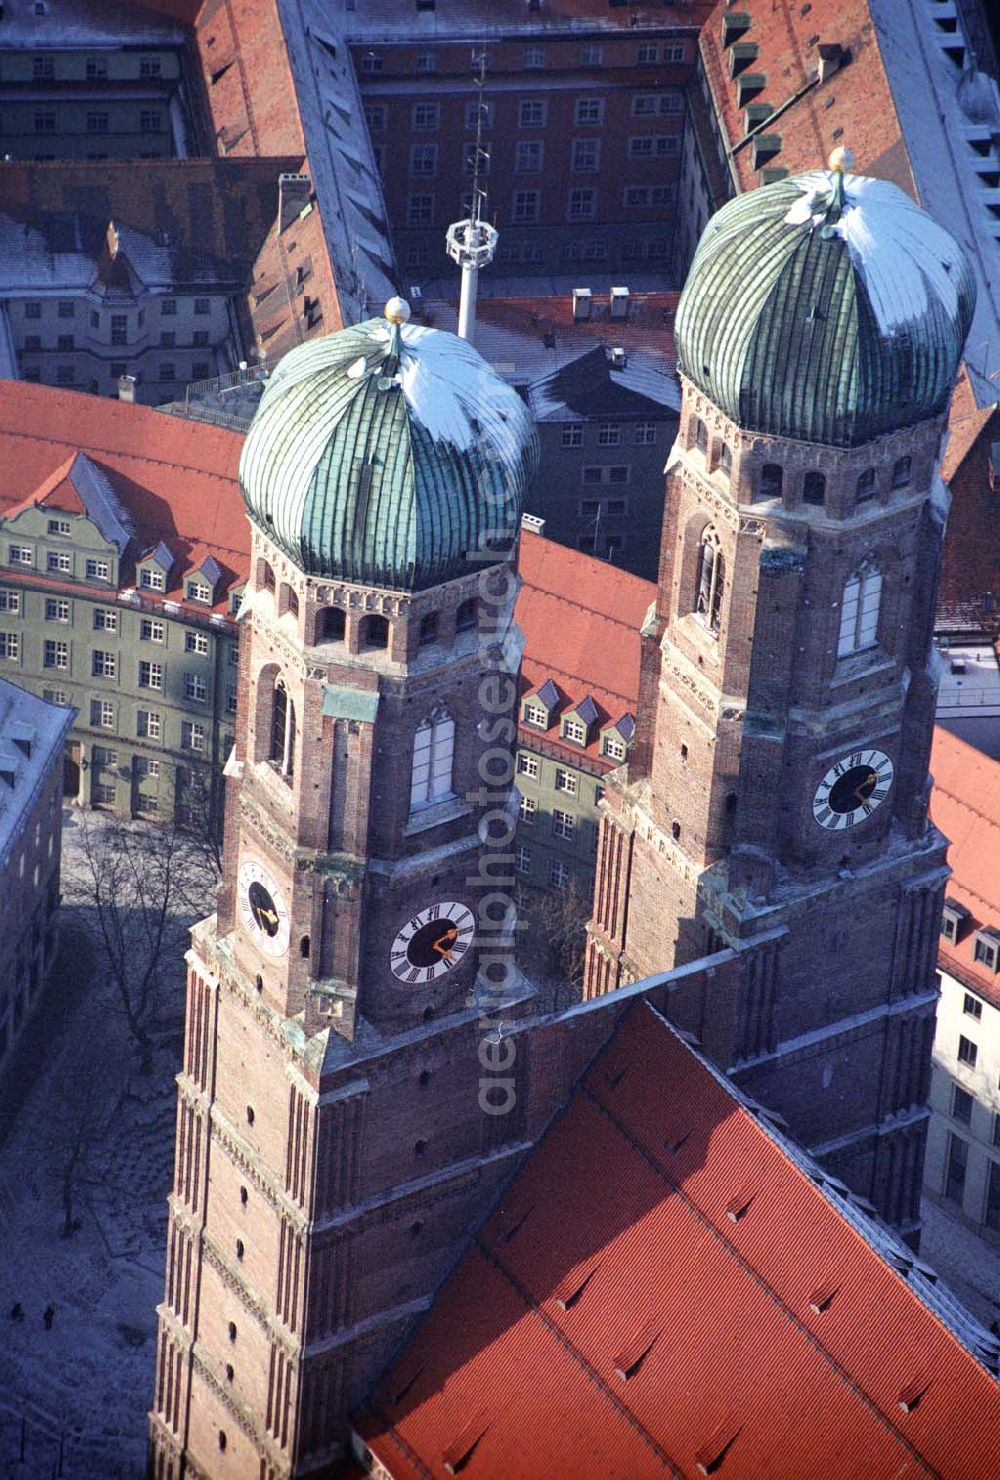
[837,562,882,657]
[185,630,210,655]
[410,705,455,810]
[517,752,539,780]
[554,768,577,796]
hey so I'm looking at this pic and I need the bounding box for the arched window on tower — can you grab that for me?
[838,561,882,657]
[270,677,296,778]
[692,417,708,454]
[410,705,455,811]
[695,527,725,634]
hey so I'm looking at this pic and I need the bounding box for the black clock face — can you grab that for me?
[827,764,880,816]
[406,918,460,968]
[247,880,279,937]
[390,902,475,985]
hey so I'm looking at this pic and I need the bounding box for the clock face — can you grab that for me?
[390,901,475,985]
[813,748,894,831]
[237,859,291,957]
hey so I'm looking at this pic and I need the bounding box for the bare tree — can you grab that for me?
[174,761,225,887]
[66,815,204,1072]
[41,1035,122,1238]
[516,879,590,1010]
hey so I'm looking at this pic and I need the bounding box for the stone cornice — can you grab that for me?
[200,1232,302,1362]
[208,1103,310,1231]
[191,1339,293,1475]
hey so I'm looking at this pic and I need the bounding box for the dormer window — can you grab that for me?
[140,567,165,591]
[602,733,627,761]
[187,579,212,604]
[941,899,970,943]
[563,716,587,745]
[972,928,1000,974]
[524,701,548,729]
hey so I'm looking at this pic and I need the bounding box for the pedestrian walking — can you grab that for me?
[43,1304,55,1330]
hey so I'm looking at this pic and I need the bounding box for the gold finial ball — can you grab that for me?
[828,145,855,174]
[384,296,411,325]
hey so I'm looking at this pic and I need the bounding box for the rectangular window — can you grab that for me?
[92,609,117,633]
[140,618,165,643]
[553,809,575,841]
[517,752,539,780]
[90,700,115,729]
[554,768,577,796]
[563,718,587,745]
[56,365,75,386]
[185,630,209,655]
[181,721,205,752]
[568,188,596,221]
[140,567,166,591]
[159,363,175,383]
[407,194,434,227]
[515,140,544,174]
[414,51,436,74]
[186,580,212,604]
[48,518,71,536]
[42,688,67,705]
[572,139,600,173]
[34,112,56,133]
[24,302,42,321]
[637,43,658,64]
[462,141,490,176]
[945,1132,968,1204]
[0,591,20,614]
[192,330,210,349]
[964,992,984,1020]
[581,45,603,66]
[91,650,116,679]
[86,113,109,134]
[184,673,207,703]
[635,422,657,445]
[550,858,571,890]
[0,632,19,660]
[663,43,685,62]
[139,110,162,132]
[958,1035,978,1068]
[410,144,438,177]
[43,640,68,670]
[47,551,71,573]
[9,546,33,567]
[93,782,116,805]
[194,298,210,316]
[138,661,163,690]
[137,756,160,778]
[519,100,547,128]
[518,795,536,826]
[45,598,70,623]
[227,686,238,715]
[136,709,161,740]
[110,314,127,345]
[412,102,440,131]
[86,56,108,79]
[160,298,177,317]
[512,190,540,224]
[562,424,583,448]
[139,56,162,78]
[85,559,109,581]
[602,733,627,761]
[524,47,544,68]
[515,843,533,876]
[465,100,493,130]
[952,1084,974,1124]
[598,424,620,447]
[575,99,604,126]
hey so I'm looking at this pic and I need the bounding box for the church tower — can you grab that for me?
[586,154,976,1242]
[149,301,538,1477]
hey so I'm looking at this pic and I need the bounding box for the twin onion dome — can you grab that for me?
[675,149,976,448]
[239,298,538,591]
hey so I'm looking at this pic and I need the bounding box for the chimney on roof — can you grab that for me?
[521,512,546,536]
[817,42,845,83]
[610,285,630,321]
[117,374,136,404]
[106,220,120,260]
[610,346,627,371]
[278,172,312,233]
[572,287,592,321]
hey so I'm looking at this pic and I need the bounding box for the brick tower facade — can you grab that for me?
[585,160,976,1243]
[148,306,544,1476]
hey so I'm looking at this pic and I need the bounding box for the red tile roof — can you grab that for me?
[357,1000,1000,1480]
[937,368,1000,627]
[699,0,914,196]
[930,727,1000,1011]
[0,383,248,615]
[517,530,654,767]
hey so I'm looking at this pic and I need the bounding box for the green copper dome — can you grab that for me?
[675,164,976,448]
[239,305,538,591]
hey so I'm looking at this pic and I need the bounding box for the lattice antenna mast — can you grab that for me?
[446,42,498,344]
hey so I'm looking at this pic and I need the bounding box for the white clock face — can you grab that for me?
[813,748,894,831]
[237,859,291,957]
[390,901,475,985]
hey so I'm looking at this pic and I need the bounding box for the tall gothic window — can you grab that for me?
[838,561,882,657]
[410,705,455,810]
[270,677,296,778]
[695,527,724,634]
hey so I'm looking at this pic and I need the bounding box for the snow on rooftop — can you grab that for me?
[0,678,73,867]
[783,172,974,338]
[366,320,534,458]
[868,0,1000,405]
